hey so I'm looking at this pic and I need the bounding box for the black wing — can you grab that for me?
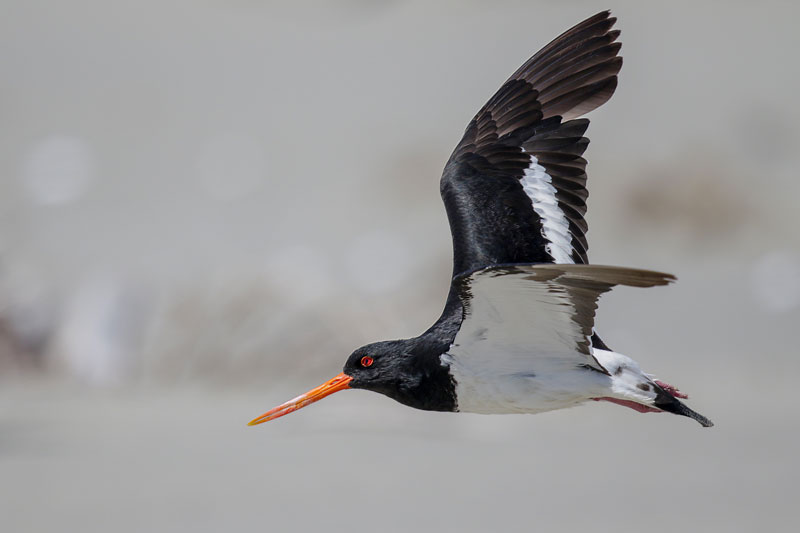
[440,11,621,276]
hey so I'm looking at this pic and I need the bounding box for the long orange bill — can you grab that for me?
[247,373,352,426]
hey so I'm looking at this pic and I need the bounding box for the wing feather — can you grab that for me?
[440,11,621,275]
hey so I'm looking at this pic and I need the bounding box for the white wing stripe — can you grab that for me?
[520,152,574,264]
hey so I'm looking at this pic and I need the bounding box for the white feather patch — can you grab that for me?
[591,348,658,403]
[441,268,609,414]
[519,152,574,264]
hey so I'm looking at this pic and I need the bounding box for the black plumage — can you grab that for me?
[247,11,713,428]
[442,11,621,273]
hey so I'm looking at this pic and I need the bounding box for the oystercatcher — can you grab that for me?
[249,11,713,428]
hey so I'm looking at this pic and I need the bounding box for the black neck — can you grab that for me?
[399,287,464,412]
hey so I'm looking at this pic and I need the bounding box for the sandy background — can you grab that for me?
[1,1,798,532]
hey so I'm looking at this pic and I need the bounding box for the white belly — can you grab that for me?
[440,350,611,414]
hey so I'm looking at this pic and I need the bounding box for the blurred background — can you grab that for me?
[1,1,798,531]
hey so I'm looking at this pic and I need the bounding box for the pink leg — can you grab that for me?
[592,397,662,413]
[655,380,688,399]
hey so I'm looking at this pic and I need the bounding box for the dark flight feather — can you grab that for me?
[441,11,621,276]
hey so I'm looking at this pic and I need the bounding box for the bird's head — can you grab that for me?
[247,339,433,425]
[343,340,414,394]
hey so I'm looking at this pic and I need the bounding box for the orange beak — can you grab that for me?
[247,373,352,425]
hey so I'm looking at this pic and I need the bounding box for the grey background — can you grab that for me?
[1,1,798,532]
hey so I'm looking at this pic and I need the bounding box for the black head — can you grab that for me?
[343,340,415,395]
[343,339,456,412]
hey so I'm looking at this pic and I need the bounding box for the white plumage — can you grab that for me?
[441,264,674,415]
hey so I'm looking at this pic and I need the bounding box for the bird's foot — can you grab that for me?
[655,380,688,399]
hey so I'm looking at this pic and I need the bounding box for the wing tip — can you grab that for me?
[527,11,623,120]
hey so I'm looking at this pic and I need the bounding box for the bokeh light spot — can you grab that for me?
[21,135,94,205]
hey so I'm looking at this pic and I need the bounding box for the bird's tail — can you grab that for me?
[651,383,714,427]
[592,348,714,427]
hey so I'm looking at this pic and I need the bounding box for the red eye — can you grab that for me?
[360,356,374,367]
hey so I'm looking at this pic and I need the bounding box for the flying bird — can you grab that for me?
[249,11,713,428]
